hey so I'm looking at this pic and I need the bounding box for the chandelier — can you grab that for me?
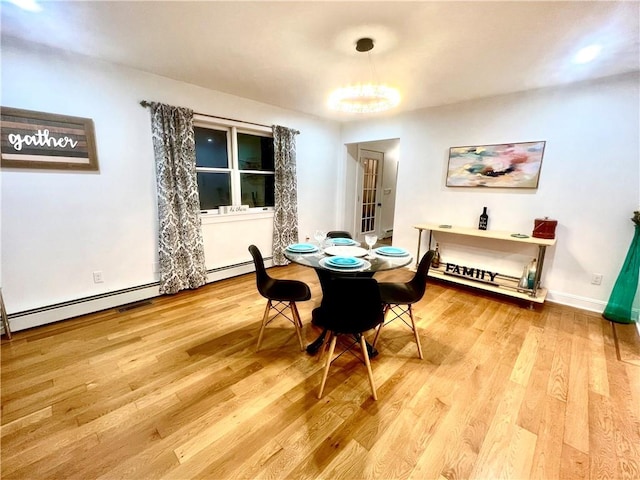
[328,37,401,114]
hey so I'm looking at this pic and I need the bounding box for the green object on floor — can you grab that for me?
[603,220,640,324]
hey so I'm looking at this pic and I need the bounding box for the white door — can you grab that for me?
[355,149,384,238]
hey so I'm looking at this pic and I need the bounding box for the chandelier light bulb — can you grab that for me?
[328,37,401,114]
[328,84,401,113]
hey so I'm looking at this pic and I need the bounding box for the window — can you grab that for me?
[238,132,275,208]
[194,127,231,210]
[194,119,275,213]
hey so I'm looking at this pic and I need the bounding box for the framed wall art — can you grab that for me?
[446,140,545,188]
[1,107,99,171]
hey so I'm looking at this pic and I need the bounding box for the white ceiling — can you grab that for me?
[2,1,639,121]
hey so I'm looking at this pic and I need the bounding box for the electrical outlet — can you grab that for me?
[93,271,104,283]
[591,273,603,285]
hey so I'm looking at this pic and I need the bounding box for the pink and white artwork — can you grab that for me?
[446,141,545,188]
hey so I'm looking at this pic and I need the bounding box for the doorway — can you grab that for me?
[358,149,383,237]
[344,139,399,243]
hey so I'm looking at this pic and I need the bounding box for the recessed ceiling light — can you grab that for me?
[573,44,602,64]
[6,0,42,11]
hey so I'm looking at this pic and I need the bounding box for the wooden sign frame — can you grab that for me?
[1,107,99,171]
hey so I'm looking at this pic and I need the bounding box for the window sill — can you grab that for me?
[201,210,274,225]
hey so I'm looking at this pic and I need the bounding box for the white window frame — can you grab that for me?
[194,115,274,216]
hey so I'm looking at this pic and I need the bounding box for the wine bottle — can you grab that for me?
[431,243,441,268]
[479,206,488,230]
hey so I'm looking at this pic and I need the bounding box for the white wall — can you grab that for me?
[342,73,640,312]
[1,39,340,329]
[380,142,399,237]
[3,39,637,329]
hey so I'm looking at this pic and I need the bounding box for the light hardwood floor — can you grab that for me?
[2,264,639,479]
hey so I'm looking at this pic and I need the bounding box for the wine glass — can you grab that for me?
[365,234,378,258]
[314,230,327,251]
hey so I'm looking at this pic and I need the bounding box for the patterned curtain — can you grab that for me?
[149,102,207,294]
[272,125,300,265]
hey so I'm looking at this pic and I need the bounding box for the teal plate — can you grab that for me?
[326,256,363,268]
[286,243,318,253]
[375,246,409,257]
[331,238,356,246]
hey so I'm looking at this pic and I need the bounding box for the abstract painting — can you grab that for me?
[446,141,545,188]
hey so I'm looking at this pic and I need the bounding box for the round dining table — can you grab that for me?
[284,242,413,355]
[283,244,413,274]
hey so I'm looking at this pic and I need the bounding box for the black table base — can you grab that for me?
[307,307,378,358]
[305,328,327,355]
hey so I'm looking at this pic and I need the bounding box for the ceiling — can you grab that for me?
[2,1,639,121]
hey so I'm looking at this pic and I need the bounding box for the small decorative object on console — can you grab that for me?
[518,265,530,292]
[532,217,557,239]
[517,258,538,291]
[478,207,489,230]
[431,243,441,268]
[527,258,537,289]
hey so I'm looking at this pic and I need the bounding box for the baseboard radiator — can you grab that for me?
[5,258,270,333]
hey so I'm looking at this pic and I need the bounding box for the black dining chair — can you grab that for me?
[372,250,435,359]
[313,277,385,400]
[326,231,352,239]
[248,245,311,351]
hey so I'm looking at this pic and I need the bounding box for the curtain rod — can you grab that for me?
[139,100,299,134]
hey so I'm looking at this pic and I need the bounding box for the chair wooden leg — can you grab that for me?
[360,334,377,400]
[256,300,272,350]
[318,334,337,399]
[318,332,330,362]
[290,302,305,351]
[0,288,11,340]
[291,302,304,329]
[372,304,390,348]
[408,306,423,360]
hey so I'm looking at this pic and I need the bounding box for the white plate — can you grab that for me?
[324,246,368,257]
[319,257,371,272]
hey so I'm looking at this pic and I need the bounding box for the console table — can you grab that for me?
[414,223,556,303]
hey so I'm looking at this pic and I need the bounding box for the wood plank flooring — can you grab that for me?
[2,264,639,479]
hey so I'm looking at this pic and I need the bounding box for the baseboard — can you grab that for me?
[5,264,634,336]
[7,284,162,332]
[546,290,606,314]
[4,260,268,333]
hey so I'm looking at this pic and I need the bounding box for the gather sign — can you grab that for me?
[1,107,98,171]
[8,129,79,151]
